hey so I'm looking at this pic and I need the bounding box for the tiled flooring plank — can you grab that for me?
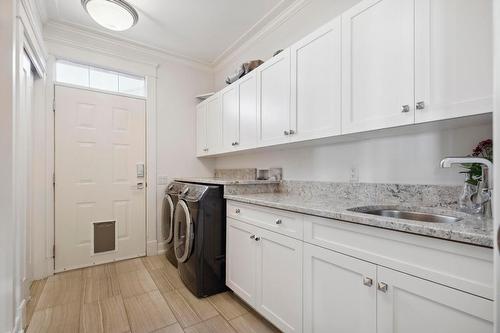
[124,290,177,333]
[26,256,279,333]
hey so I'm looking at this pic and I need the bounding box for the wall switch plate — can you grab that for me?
[157,175,169,185]
[349,167,359,183]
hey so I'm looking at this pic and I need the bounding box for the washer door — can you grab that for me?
[174,200,193,263]
[161,194,175,243]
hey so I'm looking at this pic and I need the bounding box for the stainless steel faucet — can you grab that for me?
[440,157,493,218]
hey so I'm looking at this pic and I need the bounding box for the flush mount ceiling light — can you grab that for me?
[81,0,139,32]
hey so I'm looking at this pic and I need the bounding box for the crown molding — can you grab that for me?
[213,0,311,71]
[43,20,214,72]
[211,0,293,65]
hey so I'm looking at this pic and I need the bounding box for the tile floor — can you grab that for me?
[26,255,280,333]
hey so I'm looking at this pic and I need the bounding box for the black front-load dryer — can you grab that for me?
[173,183,226,297]
[162,182,186,267]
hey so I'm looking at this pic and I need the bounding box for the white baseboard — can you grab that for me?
[13,299,26,333]
[146,240,158,256]
[157,240,167,255]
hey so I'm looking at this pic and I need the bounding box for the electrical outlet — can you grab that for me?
[157,175,169,185]
[349,167,359,183]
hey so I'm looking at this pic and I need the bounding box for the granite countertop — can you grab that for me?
[174,177,281,185]
[224,192,494,248]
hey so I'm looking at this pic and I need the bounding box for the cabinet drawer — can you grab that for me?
[303,215,493,300]
[227,201,303,239]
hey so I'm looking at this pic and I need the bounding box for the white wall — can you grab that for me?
[0,0,17,331]
[212,0,493,186]
[215,122,492,185]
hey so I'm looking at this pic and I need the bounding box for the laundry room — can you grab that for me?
[0,0,499,332]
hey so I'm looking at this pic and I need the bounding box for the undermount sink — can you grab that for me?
[350,208,462,223]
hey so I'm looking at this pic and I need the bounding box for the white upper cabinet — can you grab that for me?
[341,0,415,134]
[196,101,207,156]
[414,0,493,123]
[257,48,291,146]
[205,93,222,154]
[377,267,493,333]
[290,17,342,142]
[238,73,258,149]
[221,84,239,151]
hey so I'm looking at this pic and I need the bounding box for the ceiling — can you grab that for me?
[37,0,295,64]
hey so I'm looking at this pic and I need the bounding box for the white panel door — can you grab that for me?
[226,219,258,306]
[303,244,376,333]
[377,266,493,333]
[55,85,146,272]
[255,227,302,333]
[290,17,342,142]
[221,85,239,151]
[238,73,258,149]
[414,0,493,123]
[196,102,207,156]
[257,48,291,146]
[342,0,415,134]
[206,94,222,154]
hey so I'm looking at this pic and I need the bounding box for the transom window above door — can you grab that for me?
[55,60,146,97]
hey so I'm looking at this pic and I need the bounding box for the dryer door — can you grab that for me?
[174,200,194,263]
[162,194,175,243]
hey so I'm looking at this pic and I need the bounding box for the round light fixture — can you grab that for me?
[81,0,139,32]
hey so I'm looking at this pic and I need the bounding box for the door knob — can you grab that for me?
[131,182,145,190]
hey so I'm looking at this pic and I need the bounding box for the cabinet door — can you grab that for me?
[341,0,415,134]
[221,85,239,151]
[255,227,302,333]
[303,244,376,333]
[377,266,493,333]
[226,218,257,306]
[196,102,207,156]
[238,73,258,149]
[414,0,493,123]
[205,94,222,154]
[290,17,341,142]
[257,48,291,146]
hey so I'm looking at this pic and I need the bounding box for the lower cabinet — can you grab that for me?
[377,266,493,333]
[227,201,493,333]
[303,243,494,333]
[226,218,303,333]
[303,243,376,333]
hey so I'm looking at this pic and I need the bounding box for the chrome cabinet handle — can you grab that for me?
[255,237,261,241]
[289,129,296,135]
[363,277,373,287]
[416,101,425,110]
[401,105,410,113]
[284,130,290,136]
[377,282,388,293]
[235,208,240,214]
[250,235,255,239]
[497,226,500,254]
[275,219,282,225]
